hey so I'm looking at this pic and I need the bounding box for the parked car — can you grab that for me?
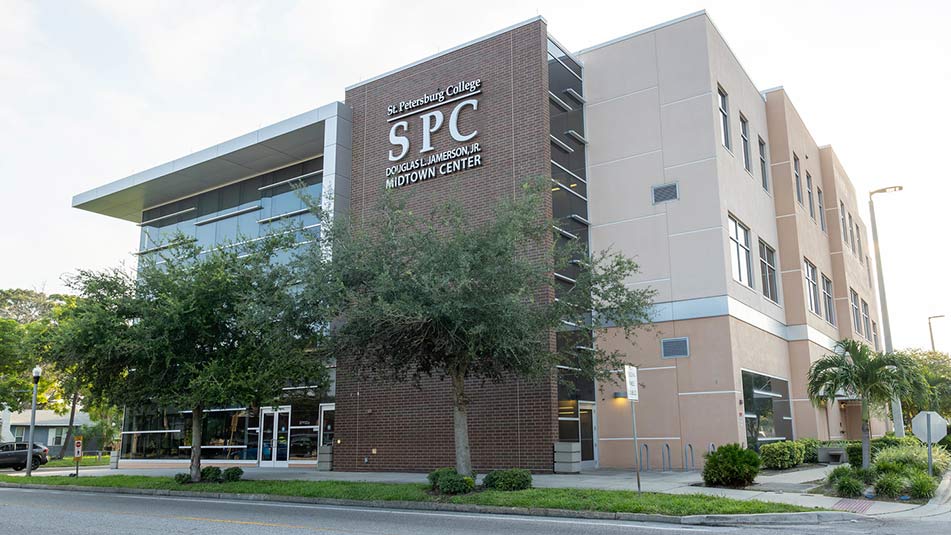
[0,442,49,471]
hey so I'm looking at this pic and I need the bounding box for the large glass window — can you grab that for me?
[793,154,803,205]
[806,173,815,219]
[817,187,827,231]
[729,216,753,288]
[718,87,731,150]
[804,259,821,315]
[758,137,769,191]
[840,201,848,242]
[822,275,836,325]
[742,371,792,450]
[759,241,778,303]
[740,115,752,172]
[848,213,856,251]
[850,288,862,336]
[862,300,872,341]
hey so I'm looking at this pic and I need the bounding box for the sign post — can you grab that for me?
[912,411,948,477]
[73,436,83,478]
[624,365,641,493]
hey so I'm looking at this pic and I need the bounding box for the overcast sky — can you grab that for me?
[1,0,948,352]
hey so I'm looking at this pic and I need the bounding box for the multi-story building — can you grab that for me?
[73,11,886,472]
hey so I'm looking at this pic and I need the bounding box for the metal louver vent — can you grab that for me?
[661,337,689,359]
[653,183,679,204]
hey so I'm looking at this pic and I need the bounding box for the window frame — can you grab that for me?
[793,154,803,205]
[817,187,827,231]
[848,213,856,251]
[850,288,862,336]
[740,114,752,173]
[861,300,872,341]
[729,215,754,289]
[804,259,821,316]
[821,274,836,325]
[758,137,769,191]
[806,172,815,220]
[759,240,779,303]
[718,86,731,151]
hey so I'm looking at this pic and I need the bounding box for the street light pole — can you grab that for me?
[24,366,41,477]
[928,315,945,352]
[869,186,903,436]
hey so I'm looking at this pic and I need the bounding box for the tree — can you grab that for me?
[62,235,329,481]
[0,318,30,411]
[900,349,951,422]
[807,339,926,468]
[0,289,65,324]
[298,181,654,476]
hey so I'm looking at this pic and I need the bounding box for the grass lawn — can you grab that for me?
[44,456,111,469]
[0,475,814,516]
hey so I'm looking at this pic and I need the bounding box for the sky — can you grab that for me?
[0,0,948,352]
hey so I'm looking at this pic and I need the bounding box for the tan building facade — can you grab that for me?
[579,12,888,470]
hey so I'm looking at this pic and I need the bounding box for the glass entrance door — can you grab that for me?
[259,407,290,467]
[579,403,598,469]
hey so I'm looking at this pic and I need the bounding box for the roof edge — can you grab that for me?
[346,16,546,91]
[576,10,707,55]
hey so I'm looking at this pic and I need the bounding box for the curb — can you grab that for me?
[0,482,863,526]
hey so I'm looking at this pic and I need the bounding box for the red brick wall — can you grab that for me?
[338,19,557,472]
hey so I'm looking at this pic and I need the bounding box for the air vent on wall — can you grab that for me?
[661,337,689,359]
[652,183,679,204]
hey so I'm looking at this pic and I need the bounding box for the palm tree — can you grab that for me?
[807,339,925,468]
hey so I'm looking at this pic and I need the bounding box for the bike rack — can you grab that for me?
[708,442,717,454]
[683,444,695,471]
[639,443,650,472]
[661,443,672,472]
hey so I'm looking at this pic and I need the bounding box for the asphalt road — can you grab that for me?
[0,487,939,535]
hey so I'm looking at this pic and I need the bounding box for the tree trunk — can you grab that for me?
[451,372,472,477]
[190,406,203,482]
[861,399,871,469]
[56,391,80,460]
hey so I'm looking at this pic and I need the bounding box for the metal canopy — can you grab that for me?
[72,102,343,223]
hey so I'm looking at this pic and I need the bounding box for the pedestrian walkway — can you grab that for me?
[19,462,942,517]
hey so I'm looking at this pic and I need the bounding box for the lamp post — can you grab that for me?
[24,366,41,477]
[929,315,945,352]
[869,186,903,436]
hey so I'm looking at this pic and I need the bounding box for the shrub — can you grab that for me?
[760,441,804,470]
[827,465,855,485]
[853,466,878,485]
[702,444,761,488]
[874,472,905,499]
[796,438,821,464]
[174,472,191,485]
[846,442,863,467]
[835,476,864,498]
[427,467,457,491]
[483,469,532,491]
[438,472,475,495]
[907,471,938,500]
[222,467,243,482]
[874,460,905,475]
[875,444,951,475]
[200,466,222,483]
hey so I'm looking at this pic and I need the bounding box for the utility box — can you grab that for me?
[317,446,333,471]
[109,450,119,469]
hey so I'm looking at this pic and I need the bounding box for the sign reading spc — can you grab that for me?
[385,79,483,189]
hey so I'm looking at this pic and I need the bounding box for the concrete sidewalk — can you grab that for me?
[16,462,939,517]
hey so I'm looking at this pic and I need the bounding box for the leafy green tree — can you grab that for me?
[900,349,951,422]
[62,235,328,481]
[298,182,654,476]
[0,318,30,411]
[0,289,65,324]
[807,340,926,468]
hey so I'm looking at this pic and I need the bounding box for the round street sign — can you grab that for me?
[912,411,948,444]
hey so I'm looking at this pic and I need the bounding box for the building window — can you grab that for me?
[13,427,24,442]
[740,115,752,172]
[793,154,803,205]
[729,215,753,288]
[872,321,880,351]
[52,427,66,447]
[862,300,871,341]
[759,241,778,303]
[840,201,848,241]
[817,187,827,231]
[804,259,821,315]
[742,371,792,450]
[822,275,836,325]
[850,288,862,336]
[718,87,731,150]
[806,172,815,219]
[848,213,856,251]
[758,137,769,191]
[856,226,863,258]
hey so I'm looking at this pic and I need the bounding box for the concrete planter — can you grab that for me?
[553,442,581,473]
[817,446,847,464]
[317,445,333,471]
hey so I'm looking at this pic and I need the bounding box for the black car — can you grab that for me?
[0,442,49,471]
